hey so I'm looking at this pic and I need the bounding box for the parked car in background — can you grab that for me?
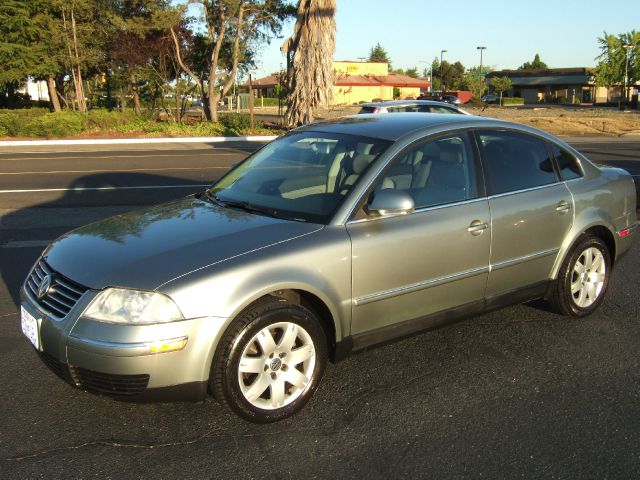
[442,94,462,105]
[21,114,636,422]
[481,93,501,104]
[358,100,470,115]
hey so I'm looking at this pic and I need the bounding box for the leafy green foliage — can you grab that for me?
[369,43,390,65]
[595,30,639,87]
[518,54,548,71]
[489,76,512,96]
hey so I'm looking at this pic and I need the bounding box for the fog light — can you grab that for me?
[149,336,188,354]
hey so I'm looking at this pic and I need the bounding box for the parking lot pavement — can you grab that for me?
[1,140,640,478]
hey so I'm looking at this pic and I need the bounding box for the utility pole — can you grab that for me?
[477,46,487,75]
[622,43,633,110]
[440,49,447,96]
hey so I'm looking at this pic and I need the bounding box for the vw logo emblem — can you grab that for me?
[37,274,53,301]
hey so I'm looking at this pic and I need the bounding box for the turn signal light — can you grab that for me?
[149,337,188,354]
[618,229,630,238]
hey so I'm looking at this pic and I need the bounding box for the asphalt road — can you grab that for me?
[1,139,639,479]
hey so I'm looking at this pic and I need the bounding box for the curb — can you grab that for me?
[0,135,278,147]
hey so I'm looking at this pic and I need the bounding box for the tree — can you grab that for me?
[172,0,293,122]
[368,42,390,65]
[489,76,511,103]
[460,67,489,99]
[518,53,548,71]
[107,0,176,115]
[405,67,418,78]
[441,60,465,90]
[282,0,336,127]
[595,30,639,106]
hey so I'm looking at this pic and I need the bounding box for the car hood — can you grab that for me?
[44,196,323,290]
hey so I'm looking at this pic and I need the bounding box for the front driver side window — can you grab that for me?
[374,134,478,209]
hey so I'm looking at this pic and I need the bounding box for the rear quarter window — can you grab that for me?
[551,144,583,180]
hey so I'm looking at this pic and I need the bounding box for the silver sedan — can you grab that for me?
[21,114,637,422]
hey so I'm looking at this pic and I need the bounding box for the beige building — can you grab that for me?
[248,61,430,105]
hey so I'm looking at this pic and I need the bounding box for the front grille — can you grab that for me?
[69,365,150,397]
[25,259,88,319]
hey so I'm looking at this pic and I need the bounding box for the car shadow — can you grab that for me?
[0,172,218,310]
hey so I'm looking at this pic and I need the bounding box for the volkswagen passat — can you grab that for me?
[21,114,637,422]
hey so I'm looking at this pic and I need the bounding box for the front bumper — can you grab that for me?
[21,288,230,402]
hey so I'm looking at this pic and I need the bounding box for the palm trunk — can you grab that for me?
[47,75,62,112]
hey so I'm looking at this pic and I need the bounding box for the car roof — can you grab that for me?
[360,100,458,108]
[296,113,514,141]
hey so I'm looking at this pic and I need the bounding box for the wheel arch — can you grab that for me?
[550,222,617,279]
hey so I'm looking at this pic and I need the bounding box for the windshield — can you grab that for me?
[210,131,391,224]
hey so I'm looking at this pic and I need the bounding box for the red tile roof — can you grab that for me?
[246,73,431,89]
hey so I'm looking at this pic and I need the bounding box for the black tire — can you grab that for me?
[548,235,611,317]
[210,297,327,423]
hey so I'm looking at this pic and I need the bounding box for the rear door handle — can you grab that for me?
[468,220,489,236]
[556,201,572,214]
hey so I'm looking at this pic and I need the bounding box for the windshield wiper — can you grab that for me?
[208,194,307,222]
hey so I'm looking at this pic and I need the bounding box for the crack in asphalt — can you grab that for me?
[4,371,436,463]
[0,312,18,318]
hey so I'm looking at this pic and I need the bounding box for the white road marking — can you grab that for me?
[0,166,228,175]
[0,152,239,161]
[0,240,50,248]
[0,184,209,194]
[0,135,277,147]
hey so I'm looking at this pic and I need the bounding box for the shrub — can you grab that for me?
[0,125,8,137]
[253,97,280,107]
[501,97,525,106]
[219,113,262,134]
[86,109,137,129]
[24,112,87,138]
[0,112,21,136]
[371,98,383,102]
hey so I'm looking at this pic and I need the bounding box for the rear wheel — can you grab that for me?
[548,236,611,317]
[210,298,327,423]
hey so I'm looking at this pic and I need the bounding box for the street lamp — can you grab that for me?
[622,43,633,109]
[477,46,487,75]
[440,49,447,95]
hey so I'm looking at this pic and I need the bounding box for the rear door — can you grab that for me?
[476,130,574,298]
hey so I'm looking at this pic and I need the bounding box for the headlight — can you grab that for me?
[84,288,184,324]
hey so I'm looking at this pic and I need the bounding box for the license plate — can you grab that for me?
[21,306,41,350]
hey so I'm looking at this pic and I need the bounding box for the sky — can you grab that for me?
[251,0,638,78]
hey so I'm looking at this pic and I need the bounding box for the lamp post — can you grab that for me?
[440,49,447,96]
[622,43,633,109]
[477,46,487,75]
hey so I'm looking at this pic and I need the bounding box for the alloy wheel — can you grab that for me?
[570,246,606,308]
[237,321,316,410]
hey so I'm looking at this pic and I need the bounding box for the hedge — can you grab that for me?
[501,97,525,106]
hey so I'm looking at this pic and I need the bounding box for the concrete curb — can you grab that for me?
[0,135,278,147]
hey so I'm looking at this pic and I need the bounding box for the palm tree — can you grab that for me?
[282,0,336,127]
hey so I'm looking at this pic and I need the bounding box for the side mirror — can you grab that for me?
[366,190,415,217]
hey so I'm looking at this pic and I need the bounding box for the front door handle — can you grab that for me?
[467,220,489,236]
[556,201,572,214]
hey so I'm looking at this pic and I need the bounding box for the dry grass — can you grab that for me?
[265,104,640,138]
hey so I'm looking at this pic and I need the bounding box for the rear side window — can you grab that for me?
[551,144,583,180]
[359,106,376,114]
[478,131,558,195]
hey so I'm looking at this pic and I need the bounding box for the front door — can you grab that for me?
[347,132,491,339]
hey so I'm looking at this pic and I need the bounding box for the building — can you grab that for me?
[485,68,619,104]
[246,61,430,105]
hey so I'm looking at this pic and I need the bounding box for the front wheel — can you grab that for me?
[548,236,611,317]
[210,298,327,423]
